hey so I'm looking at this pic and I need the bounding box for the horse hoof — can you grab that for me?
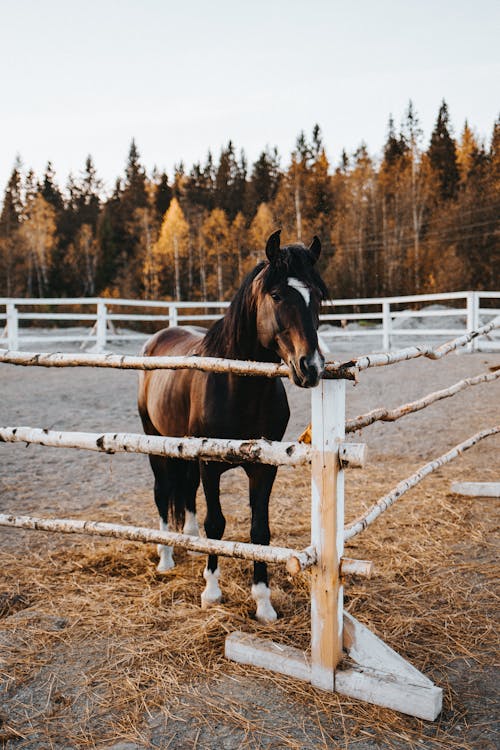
[156,557,175,573]
[255,606,278,624]
[157,564,175,574]
[200,592,222,609]
[252,583,277,623]
[201,567,221,607]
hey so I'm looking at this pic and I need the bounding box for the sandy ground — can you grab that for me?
[0,332,499,749]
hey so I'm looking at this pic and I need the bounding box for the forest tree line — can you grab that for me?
[0,100,498,303]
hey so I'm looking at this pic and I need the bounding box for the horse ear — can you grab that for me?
[265,230,281,264]
[308,235,321,264]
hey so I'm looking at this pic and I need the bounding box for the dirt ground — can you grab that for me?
[0,338,499,749]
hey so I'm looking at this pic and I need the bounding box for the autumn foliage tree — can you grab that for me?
[0,105,498,303]
[149,197,189,300]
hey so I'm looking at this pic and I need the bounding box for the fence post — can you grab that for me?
[466,292,479,352]
[382,301,391,351]
[6,302,19,350]
[310,379,345,690]
[169,304,178,327]
[96,301,107,352]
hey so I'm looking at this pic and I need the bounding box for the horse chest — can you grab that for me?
[191,374,289,441]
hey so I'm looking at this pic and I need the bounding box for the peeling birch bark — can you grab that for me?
[0,349,291,377]
[0,426,310,467]
[354,317,500,372]
[0,513,316,571]
[298,369,499,443]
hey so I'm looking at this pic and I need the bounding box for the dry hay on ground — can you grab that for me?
[0,455,498,750]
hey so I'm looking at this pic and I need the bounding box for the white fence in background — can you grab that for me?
[1,291,499,353]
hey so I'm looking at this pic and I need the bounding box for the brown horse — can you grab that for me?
[138,230,327,621]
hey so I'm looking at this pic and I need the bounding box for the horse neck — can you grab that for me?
[202,294,280,365]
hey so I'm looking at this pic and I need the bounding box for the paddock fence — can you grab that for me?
[1,290,499,353]
[1,317,499,721]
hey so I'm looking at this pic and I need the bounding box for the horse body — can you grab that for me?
[138,231,327,621]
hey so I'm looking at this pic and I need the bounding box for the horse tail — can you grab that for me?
[138,403,199,529]
[150,455,199,529]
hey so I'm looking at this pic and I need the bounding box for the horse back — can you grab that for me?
[138,327,204,437]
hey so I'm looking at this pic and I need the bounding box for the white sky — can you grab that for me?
[1,0,499,195]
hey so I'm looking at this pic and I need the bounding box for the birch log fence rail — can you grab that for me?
[1,318,499,721]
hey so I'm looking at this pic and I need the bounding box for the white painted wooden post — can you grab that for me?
[96,301,107,352]
[382,301,391,351]
[472,292,479,351]
[169,304,178,327]
[466,292,479,352]
[310,379,345,690]
[6,302,19,350]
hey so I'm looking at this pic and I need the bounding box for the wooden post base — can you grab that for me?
[225,612,442,721]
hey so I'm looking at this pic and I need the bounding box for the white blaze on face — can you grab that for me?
[287,277,310,306]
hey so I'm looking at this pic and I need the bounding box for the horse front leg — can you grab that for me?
[246,464,278,623]
[200,461,226,608]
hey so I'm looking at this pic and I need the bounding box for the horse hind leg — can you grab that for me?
[150,456,176,572]
[149,456,200,573]
[200,462,226,608]
[183,463,201,537]
[182,462,202,556]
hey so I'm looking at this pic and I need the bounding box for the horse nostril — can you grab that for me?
[299,356,309,376]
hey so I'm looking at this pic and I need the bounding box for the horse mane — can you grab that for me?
[200,262,264,359]
[200,243,328,360]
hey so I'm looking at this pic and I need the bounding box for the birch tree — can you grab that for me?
[151,197,189,300]
[20,193,57,297]
[201,208,231,299]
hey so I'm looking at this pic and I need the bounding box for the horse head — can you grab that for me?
[254,230,327,388]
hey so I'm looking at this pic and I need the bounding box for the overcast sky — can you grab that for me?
[1,0,499,195]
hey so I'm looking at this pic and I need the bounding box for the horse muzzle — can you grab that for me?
[290,351,325,388]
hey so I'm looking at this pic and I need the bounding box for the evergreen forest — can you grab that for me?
[1,101,498,303]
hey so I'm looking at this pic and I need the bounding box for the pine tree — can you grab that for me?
[40,162,64,213]
[383,116,407,166]
[428,100,459,201]
[123,139,148,211]
[0,156,24,295]
[154,171,172,219]
[247,147,281,216]
[214,142,247,219]
[0,157,23,235]
[96,181,124,293]
[456,122,480,184]
[185,153,215,211]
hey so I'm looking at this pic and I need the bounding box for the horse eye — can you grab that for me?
[270,292,282,302]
